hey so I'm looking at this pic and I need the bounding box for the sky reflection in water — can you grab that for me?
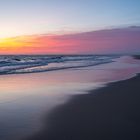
[0,56,140,140]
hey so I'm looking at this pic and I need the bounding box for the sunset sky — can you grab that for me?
[0,0,140,54]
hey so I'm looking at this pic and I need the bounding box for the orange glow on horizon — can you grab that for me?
[0,35,70,54]
[0,27,140,54]
[0,36,38,54]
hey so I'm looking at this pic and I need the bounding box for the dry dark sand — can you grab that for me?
[25,72,140,140]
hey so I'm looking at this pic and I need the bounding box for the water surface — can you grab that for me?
[0,56,140,140]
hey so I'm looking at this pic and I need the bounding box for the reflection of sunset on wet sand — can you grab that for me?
[0,56,140,139]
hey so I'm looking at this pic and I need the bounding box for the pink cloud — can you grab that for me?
[31,26,140,54]
[1,26,140,54]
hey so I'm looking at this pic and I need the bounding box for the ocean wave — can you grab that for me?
[0,55,119,75]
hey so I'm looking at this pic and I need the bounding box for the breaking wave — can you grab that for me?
[0,55,119,75]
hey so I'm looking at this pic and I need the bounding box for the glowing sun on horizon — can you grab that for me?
[0,36,34,51]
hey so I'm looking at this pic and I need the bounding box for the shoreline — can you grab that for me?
[0,55,118,76]
[25,71,140,140]
[0,55,139,140]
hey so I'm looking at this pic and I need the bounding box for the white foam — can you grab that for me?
[0,55,118,75]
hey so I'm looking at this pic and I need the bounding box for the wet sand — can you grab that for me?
[25,74,140,139]
[0,56,140,140]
